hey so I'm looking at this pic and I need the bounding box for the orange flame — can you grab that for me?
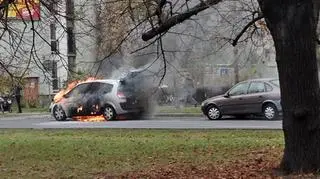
[72,105,105,122]
[72,115,105,122]
[53,77,98,103]
[53,77,107,122]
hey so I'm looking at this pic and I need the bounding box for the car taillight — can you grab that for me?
[117,92,126,99]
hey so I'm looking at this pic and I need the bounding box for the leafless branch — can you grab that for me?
[158,35,167,86]
[142,0,222,41]
[232,15,264,46]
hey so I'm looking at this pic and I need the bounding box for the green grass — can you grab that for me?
[157,106,202,113]
[0,129,283,178]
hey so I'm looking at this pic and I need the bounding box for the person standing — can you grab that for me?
[14,84,22,113]
[183,74,198,107]
[0,96,4,113]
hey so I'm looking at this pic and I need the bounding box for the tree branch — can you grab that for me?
[142,0,222,41]
[0,0,13,9]
[232,15,264,46]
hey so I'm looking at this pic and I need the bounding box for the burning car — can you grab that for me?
[50,79,144,121]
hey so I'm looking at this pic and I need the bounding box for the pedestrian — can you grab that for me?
[0,96,4,114]
[14,84,22,113]
[183,74,198,107]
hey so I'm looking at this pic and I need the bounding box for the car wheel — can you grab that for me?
[103,105,116,121]
[206,105,222,120]
[53,105,67,121]
[263,103,278,120]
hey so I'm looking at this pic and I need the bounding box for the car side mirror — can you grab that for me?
[224,93,230,98]
[120,79,126,85]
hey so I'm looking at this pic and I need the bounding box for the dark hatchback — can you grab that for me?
[201,78,281,120]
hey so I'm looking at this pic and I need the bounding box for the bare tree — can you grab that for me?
[137,0,320,173]
[3,0,320,173]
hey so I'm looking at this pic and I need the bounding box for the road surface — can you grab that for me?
[0,114,282,129]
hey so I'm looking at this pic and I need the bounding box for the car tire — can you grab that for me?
[103,105,116,121]
[53,105,67,121]
[206,105,222,120]
[263,103,278,120]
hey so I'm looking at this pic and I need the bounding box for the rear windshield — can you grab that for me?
[118,82,136,94]
[270,79,280,87]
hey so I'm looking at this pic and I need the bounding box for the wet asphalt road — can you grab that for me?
[0,114,282,129]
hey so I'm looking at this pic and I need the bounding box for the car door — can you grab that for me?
[62,83,89,116]
[220,82,249,114]
[83,82,101,115]
[84,82,114,115]
[98,83,114,105]
[244,81,268,113]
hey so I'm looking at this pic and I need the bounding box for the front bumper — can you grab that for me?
[200,102,208,115]
[274,100,282,112]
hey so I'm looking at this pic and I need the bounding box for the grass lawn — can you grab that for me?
[0,129,284,178]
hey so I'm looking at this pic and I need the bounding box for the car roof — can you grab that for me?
[242,78,278,83]
[78,79,120,85]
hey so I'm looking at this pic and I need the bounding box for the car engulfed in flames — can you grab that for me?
[50,77,146,122]
[53,77,96,104]
[72,104,105,122]
[73,115,105,122]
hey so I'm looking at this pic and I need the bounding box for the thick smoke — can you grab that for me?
[92,55,164,115]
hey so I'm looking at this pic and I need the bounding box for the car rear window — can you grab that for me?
[118,82,136,94]
[270,80,280,87]
[265,83,273,92]
[99,83,113,94]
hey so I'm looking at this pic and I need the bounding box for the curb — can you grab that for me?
[153,113,204,117]
[0,112,50,118]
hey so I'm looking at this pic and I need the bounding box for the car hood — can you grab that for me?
[202,94,225,104]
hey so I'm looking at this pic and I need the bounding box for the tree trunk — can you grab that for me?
[258,0,320,172]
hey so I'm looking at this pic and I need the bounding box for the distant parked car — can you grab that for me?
[201,78,281,120]
[50,79,144,121]
[0,95,12,113]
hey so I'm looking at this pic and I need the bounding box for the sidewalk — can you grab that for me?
[0,112,50,118]
[153,113,203,117]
